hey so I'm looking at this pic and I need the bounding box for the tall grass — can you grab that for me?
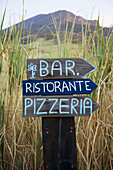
[0,10,113,170]
[73,19,113,170]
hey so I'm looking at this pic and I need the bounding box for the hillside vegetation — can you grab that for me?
[3,10,111,44]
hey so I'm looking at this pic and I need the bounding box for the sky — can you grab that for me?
[0,0,113,29]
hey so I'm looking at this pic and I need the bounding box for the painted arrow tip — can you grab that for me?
[91,100,100,114]
[82,58,97,78]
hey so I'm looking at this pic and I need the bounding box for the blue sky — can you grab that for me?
[0,0,113,28]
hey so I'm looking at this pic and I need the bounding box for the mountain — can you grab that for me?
[42,10,97,25]
[21,10,97,35]
[3,10,111,43]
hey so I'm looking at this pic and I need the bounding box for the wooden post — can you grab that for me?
[24,57,100,170]
[42,117,77,170]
